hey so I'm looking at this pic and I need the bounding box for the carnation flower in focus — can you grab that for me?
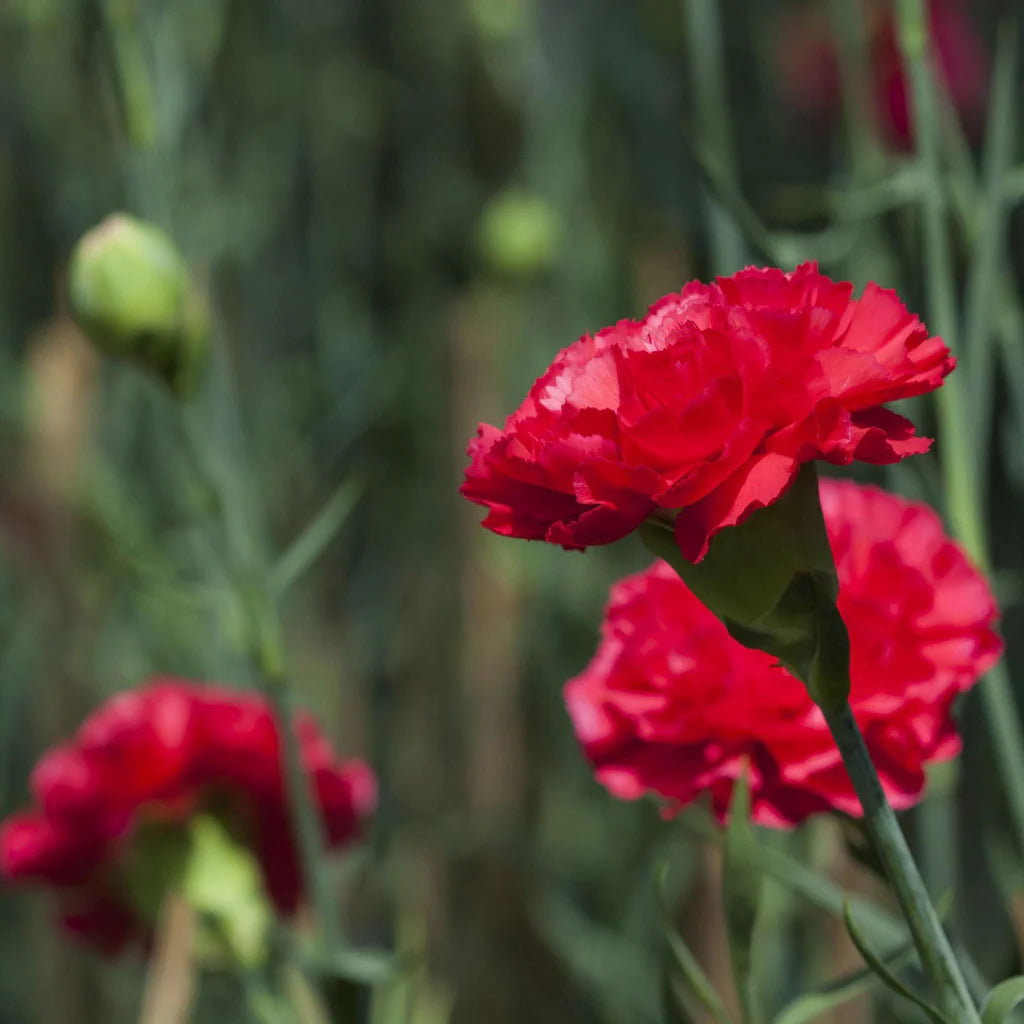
[565,480,1001,827]
[462,262,952,562]
[0,680,375,952]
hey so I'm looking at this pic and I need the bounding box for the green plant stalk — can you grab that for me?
[895,0,1024,870]
[826,0,883,182]
[100,0,157,149]
[681,0,747,274]
[893,0,977,545]
[963,24,1018,475]
[251,592,343,962]
[823,703,979,1023]
[96,2,348,1010]
[181,387,346,975]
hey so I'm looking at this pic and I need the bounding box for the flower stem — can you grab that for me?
[895,0,1024,873]
[252,592,344,962]
[823,702,979,1024]
[181,385,345,971]
[681,0,747,274]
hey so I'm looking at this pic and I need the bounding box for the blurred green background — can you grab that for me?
[0,1,1020,1022]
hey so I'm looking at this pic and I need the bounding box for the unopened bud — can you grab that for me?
[68,214,208,397]
[479,189,561,277]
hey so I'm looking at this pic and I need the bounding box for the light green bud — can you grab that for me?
[68,213,209,397]
[479,189,561,277]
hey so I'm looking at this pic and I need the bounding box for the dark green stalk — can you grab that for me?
[894,0,1024,872]
[893,0,974,541]
[182,378,346,971]
[963,24,1017,487]
[96,3,349,1015]
[682,0,747,274]
[827,0,883,182]
[251,592,343,962]
[823,703,979,1023]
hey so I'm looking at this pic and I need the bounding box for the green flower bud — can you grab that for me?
[479,189,561,277]
[68,213,209,397]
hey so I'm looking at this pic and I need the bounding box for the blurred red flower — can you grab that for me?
[0,680,375,951]
[462,263,951,562]
[565,480,1001,826]
[774,0,987,147]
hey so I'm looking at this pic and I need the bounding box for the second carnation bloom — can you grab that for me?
[565,480,1001,827]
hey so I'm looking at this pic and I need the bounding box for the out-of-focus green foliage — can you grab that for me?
[0,1,1022,1023]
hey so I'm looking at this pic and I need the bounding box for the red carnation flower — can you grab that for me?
[0,680,375,951]
[462,263,952,562]
[565,480,1000,827]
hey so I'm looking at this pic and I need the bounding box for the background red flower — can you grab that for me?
[565,480,1001,827]
[462,263,952,563]
[0,680,375,951]
[773,0,987,147]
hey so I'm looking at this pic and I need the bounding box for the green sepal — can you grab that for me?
[122,813,273,969]
[640,463,851,713]
[182,814,273,969]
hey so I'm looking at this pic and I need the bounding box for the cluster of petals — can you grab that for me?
[462,262,952,562]
[0,679,375,950]
[565,481,1001,826]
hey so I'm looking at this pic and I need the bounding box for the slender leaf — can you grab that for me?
[981,977,1024,1023]
[843,901,949,1024]
[657,863,735,1024]
[271,473,364,597]
[773,939,916,1024]
[965,21,1019,473]
[680,813,906,948]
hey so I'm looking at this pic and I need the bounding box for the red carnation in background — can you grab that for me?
[0,680,375,951]
[565,480,1001,827]
[774,0,987,148]
[462,262,952,562]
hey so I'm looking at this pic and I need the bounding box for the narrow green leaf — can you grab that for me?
[773,940,916,1024]
[536,889,662,1024]
[981,976,1024,1022]
[661,969,700,1024]
[964,19,1019,474]
[723,766,764,1024]
[270,473,363,597]
[679,812,906,948]
[842,901,949,1024]
[656,864,735,1024]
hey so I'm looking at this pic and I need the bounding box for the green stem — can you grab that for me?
[895,0,1024,871]
[827,0,884,181]
[180,385,345,971]
[823,703,979,1023]
[681,0,747,274]
[99,0,157,149]
[252,595,343,962]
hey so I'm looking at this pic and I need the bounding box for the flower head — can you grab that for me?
[0,680,375,951]
[68,214,209,397]
[565,480,1000,826]
[462,263,952,562]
